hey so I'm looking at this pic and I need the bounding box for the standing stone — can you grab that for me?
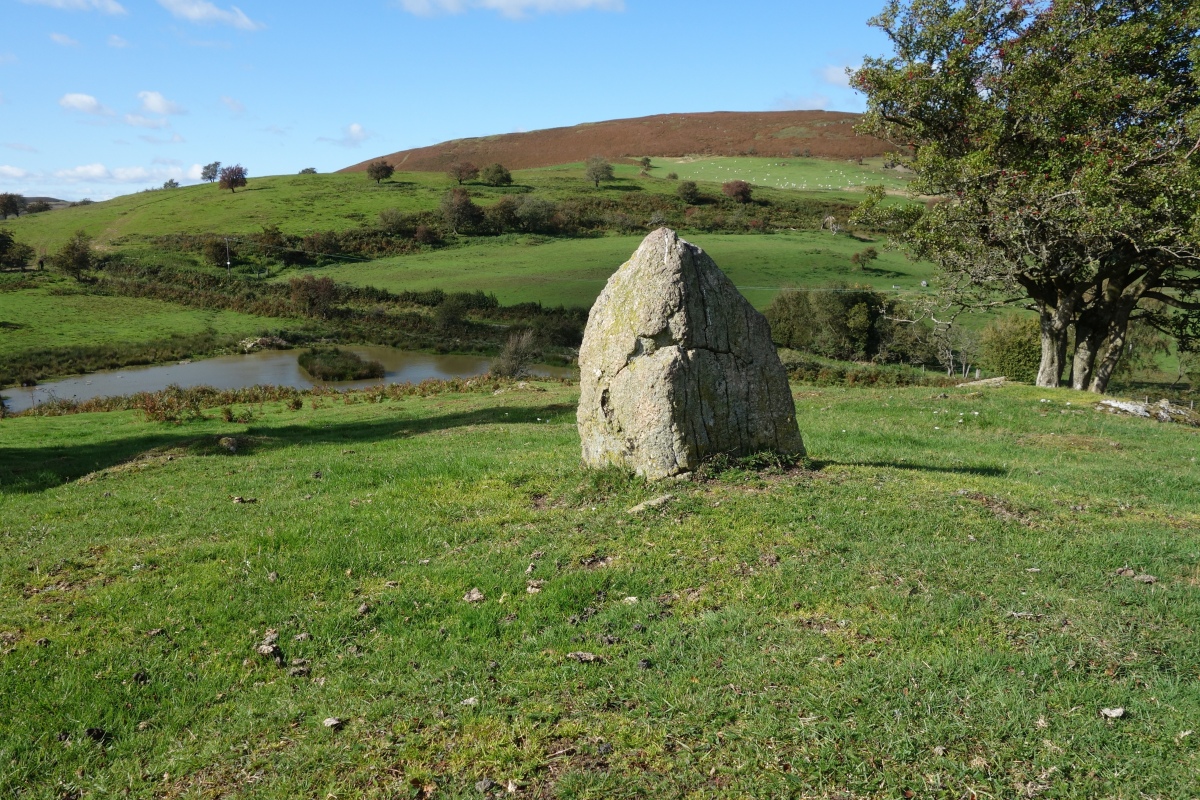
[577,228,803,479]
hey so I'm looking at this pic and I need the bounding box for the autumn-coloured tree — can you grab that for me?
[447,161,479,185]
[722,180,752,204]
[440,188,482,235]
[218,164,248,193]
[852,0,1200,392]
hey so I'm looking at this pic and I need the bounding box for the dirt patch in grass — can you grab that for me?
[1017,433,1123,452]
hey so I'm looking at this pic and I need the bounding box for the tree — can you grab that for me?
[218,164,248,193]
[447,161,479,185]
[440,188,482,235]
[201,162,221,183]
[676,181,700,204]
[365,160,394,184]
[289,275,338,319]
[584,156,614,188]
[480,163,512,187]
[722,180,752,204]
[853,0,1200,393]
[162,179,180,190]
[0,230,34,271]
[298,167,317,175]
[639,157,652,170]
[50,230,94,281]
[0,193,25,219]
[25,200,52,214]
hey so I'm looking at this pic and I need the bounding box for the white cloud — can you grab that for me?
[4,143,39,153]
[108,34,129,47]
[60,93,113,115]
[318,122,371,148]
[772,93,830,111]
[125,114,170,129]
[820,64,856,89]
[186,163,203,180]
[20,0,126,14]
[55,163,111,181]
[139,133,186,144]
[50,32,80,46]
[156,0,264,30]
[397,0,622,17]
[138,90,186,115]
[0,165,32,181]
[220,95,245,114]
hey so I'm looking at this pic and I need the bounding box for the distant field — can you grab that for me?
[654,156,910,195]
[302,231,939,309]
[0,282,269,358]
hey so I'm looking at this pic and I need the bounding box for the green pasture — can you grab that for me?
[651,156,911,196]
[1,381,1197,798]
[303,231,939,309]
[0,279,269,358]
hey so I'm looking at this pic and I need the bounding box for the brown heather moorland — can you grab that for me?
[340,110,893,173]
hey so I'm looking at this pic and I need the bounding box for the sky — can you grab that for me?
[0,0,892,201]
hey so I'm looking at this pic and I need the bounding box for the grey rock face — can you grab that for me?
[577,228,804,479]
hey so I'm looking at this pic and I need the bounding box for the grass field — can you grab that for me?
[0,279,270,358]
[302,231,938,309]
[651,156,910,196]
[1,380,1197,798]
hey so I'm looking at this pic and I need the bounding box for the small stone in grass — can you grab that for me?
[1114,566,1136,577]
[637,658,652,670]
[627,494,674,515]
[623,596,638,605]
[267,571,278,582]
[231,496,257,504]
[526,580,544,594]
[356,603,370,617]
[1134,574,1157,584]
[475,778,495,793]
[461,696,479,706]
[323,717,344,730]
[293,632,310,642]
[1100,707,1125,719]
[567,651,603,663]
[464,588,485,603]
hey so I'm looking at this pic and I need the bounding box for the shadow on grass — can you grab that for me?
[813,459,1007,477]
[0,402,575,494]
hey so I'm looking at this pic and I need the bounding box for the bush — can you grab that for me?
[447,161,480,185]
[50,230,94,280]
[491,330,538,378]
[297,347,385,381]
[366,160,394,184]
[980,315,1042,383]
[765,285,931,364]
[722,180,753,203]
[676,181,701,204]
[480,163,513,187]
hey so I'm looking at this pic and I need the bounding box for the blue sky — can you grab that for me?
[0,0,891,200]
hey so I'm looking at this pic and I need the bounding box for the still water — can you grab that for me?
[2,346,574,414]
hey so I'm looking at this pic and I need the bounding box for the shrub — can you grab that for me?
[584,156,614,188]
[491,330,538,378]
[447,161,480,185]
[722,180,753,203]
[979,315,1041,383]
[50,230,94,280]
[440,188,483,234]
[297,347,385,381]
[765,285,930,364]
[666,172,678,180]
[480,163,513,187]
[676,181,701,204]
[299,167,317,175]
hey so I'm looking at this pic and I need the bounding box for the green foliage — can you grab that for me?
[24,200,52,214]
[854,0,1200,392]
[676,180,700,204]
[200,161,221,183]
[49,230,94,280]
[765,285,931,364]
[584,156,614,188]
[440,188,483,234]
[297,346,385,381]
[479,163,513,187]
[298,167,317,175]
[980,316,1041,383]
[0,192,25,219]
[365,160,394,184]
[0,231,35,272]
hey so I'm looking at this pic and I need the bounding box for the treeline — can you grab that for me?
[149,190,858,266]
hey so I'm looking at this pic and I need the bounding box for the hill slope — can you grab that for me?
[341,110,894,173]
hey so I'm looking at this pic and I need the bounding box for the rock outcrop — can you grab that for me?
[577,228,804,479]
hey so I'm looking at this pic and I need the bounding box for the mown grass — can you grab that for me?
[1,381,1197,798]
[302,231,937,309]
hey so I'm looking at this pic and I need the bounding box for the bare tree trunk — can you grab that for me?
[1088,288,1143,394]
[1070,320,1103,391]
[1036,304,1072,388]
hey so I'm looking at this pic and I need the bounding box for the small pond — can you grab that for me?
[2,345,575,414]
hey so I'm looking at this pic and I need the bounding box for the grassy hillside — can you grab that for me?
[0,278,270,358]
[1,381,1197,797]
[306,231,937,309]
[656,156,909,195]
